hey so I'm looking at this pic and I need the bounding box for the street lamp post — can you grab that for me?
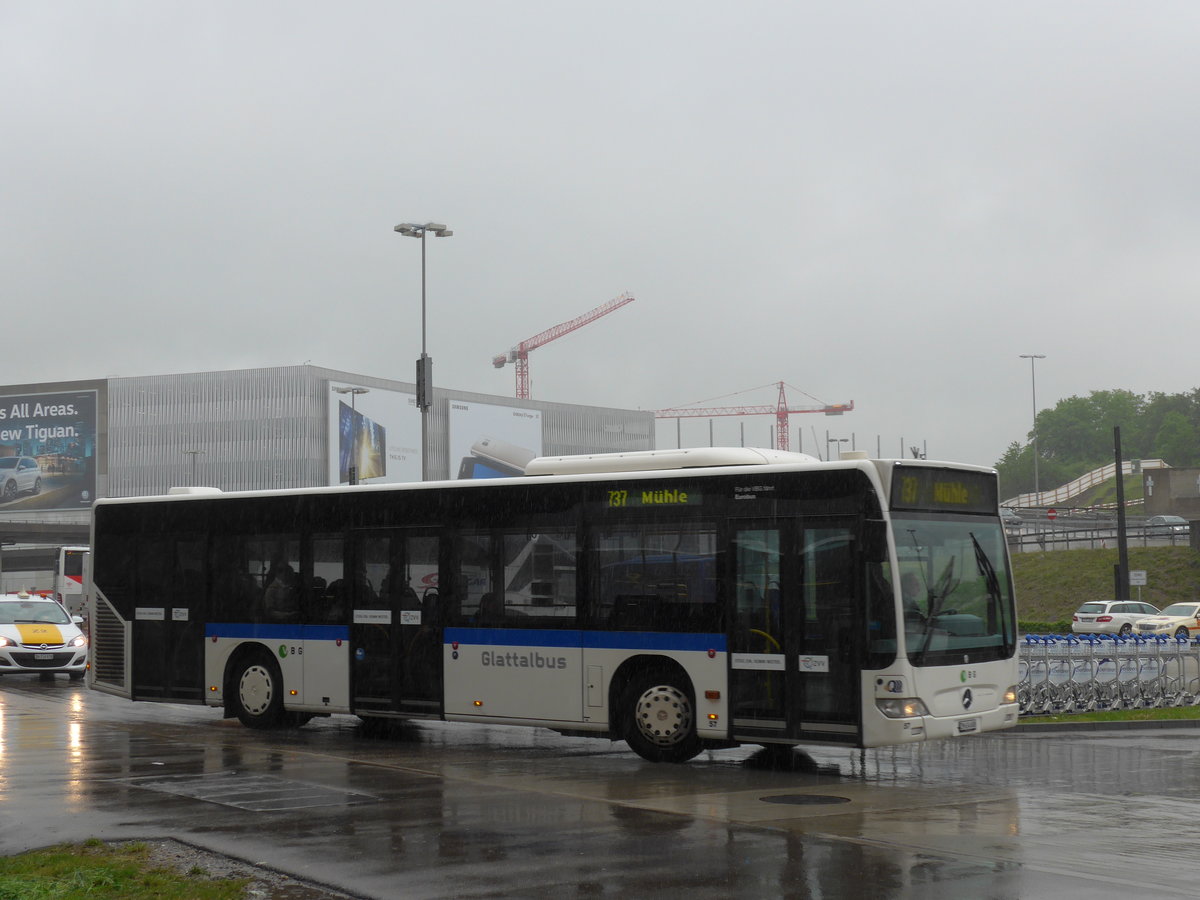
[394,221,454,481]
[826,434,849,461]
[1019,354,1046,500]
[332,386,370,484]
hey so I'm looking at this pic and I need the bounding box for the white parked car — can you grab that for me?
[1134,602,1200,639]
[0,456,41,502]
[0,592,87,679]
[1072,600,1160,636]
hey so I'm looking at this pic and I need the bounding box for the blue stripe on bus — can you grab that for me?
[205,623,726,654]
[444,627,726,653]
[206,623,350,641]
[445,628,582,648]
[585,631,726,652]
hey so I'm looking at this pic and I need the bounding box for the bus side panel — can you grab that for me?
[203,625,350,712]
[583,633,731,741]
[300,629,350,713]
[443,627,583,722]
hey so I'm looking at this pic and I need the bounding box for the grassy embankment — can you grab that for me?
[1011,471,1200,631]
[1012,545,1200,632]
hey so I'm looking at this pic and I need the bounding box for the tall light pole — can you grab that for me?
[332,386,369,484]
[1019,354,1046,500]
[826,435,848,461]
[394,221,453,481]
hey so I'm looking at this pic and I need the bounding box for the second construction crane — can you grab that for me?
[493,293,635,399]
[657,382,854,453]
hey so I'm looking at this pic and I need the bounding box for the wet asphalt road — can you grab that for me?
[0,678,1196,899]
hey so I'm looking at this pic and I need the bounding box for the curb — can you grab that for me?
[1011,717,1200,733]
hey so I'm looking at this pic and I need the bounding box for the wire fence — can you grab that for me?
[1018,634,1200,716]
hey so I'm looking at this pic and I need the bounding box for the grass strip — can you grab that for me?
[0,839,248,900]
[1021,704,1200,725]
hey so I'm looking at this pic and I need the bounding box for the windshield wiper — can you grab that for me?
[970,531,1011,654]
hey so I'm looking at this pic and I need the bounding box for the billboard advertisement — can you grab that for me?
[0,389,97,511]
[449,400,543,479]
[327,383,421,485]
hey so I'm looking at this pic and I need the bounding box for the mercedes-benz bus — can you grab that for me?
[87,448,1019,763]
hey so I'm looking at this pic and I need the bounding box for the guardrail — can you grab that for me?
[1018,634,1200,715]
[1007,525,1192,553]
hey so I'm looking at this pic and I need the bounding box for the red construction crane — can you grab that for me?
[493,293,635,399]
[656,382,853,452]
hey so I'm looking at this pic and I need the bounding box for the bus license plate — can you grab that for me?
[957,718,978,734]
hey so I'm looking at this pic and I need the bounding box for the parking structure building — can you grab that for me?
[0,364,655,589]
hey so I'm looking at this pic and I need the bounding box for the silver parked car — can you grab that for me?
[1072,600,1160,636]
[1146,515,1190,535]
[0,456,41,502]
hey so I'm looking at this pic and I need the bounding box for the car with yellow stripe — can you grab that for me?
[1134,601,1200,640]
[0,592,87,680]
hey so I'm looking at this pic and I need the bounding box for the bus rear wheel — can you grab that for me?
[231,653,285,729]
[620,671,703,763]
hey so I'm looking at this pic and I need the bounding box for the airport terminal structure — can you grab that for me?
[0,365,655,588]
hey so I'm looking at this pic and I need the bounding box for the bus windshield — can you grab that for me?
[893,516,1015,666]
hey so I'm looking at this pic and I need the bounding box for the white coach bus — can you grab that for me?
[87,448,1019,762]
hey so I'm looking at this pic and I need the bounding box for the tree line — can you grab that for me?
[994,388,1200,498]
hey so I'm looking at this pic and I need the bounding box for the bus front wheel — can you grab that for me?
[620,671,703,764]
[231,653,285,729]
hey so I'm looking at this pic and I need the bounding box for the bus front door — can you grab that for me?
[729,523,861,743]
[351,530,443,716]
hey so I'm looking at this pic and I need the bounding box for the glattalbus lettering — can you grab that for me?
[481,650,568,670]
[933,482,969,505]
[640,489,689,505]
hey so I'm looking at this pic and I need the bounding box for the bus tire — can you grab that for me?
[620,671,703,764]
[231,652,285,729]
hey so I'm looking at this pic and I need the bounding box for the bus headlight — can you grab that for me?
[1003,686,1018,705]
[876,698,929,718]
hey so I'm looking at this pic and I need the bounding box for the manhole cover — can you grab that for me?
[759,794,851,806]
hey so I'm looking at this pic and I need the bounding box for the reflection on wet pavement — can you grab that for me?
[0,678,1196,898]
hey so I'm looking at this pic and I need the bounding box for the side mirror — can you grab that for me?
[72,616,84,625]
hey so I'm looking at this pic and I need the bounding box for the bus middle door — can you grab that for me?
[351,529,443,716]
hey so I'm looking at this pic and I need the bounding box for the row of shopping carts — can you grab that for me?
[1018,633,1200,715]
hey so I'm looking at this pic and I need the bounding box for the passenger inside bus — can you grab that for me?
[476,592,504,626]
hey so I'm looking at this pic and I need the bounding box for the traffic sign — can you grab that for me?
[1130,570,1147,586]
[1047,508,1057,521]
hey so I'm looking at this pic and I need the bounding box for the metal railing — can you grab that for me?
[1007,524,1192,553]
[1004,459,1168,509]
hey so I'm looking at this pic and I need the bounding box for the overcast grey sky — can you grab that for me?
[5,2,1199,468]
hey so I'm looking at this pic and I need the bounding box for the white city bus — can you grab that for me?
[56,546,89,615]
[87,448,1019,762]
